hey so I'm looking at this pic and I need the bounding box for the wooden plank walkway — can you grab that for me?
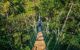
[32,32,46,50]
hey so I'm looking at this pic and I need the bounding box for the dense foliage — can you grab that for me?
[0,0,80,50]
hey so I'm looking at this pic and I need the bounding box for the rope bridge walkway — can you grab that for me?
[32,32,46,50]
[32,16,46,50]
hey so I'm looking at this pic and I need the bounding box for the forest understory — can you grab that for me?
[0,0,80,50]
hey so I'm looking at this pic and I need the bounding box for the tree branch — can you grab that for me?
[61,3,73,33]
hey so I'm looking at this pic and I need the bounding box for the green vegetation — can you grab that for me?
[0,0,80,50]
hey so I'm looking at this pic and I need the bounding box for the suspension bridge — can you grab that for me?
[32,16,46,50]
